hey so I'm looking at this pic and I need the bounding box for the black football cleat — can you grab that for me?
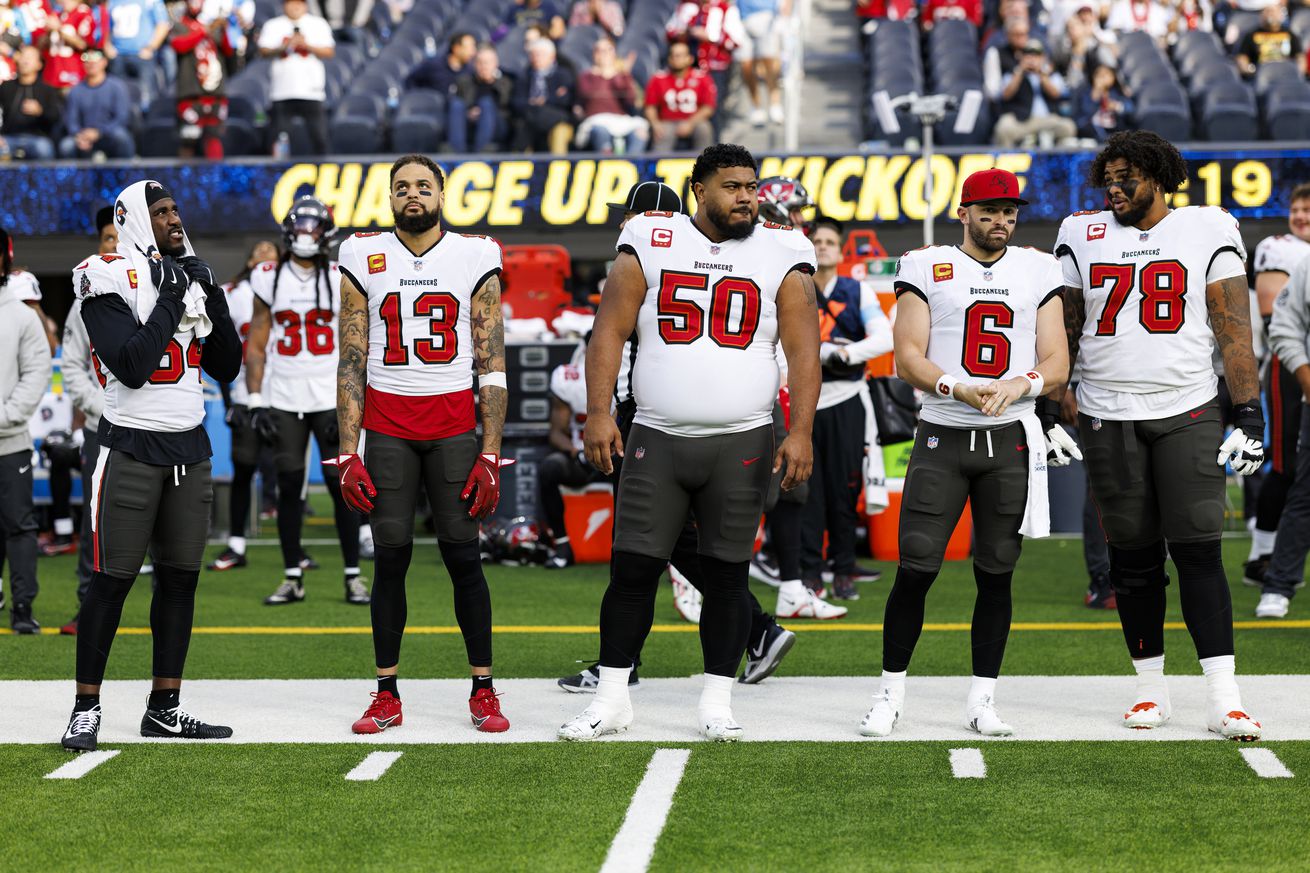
[61,705,101,752]
[739,621,796,684]
[1084,573,1117,610]
[140,701,233,739]
[207,548,248,571]
[10,602,40,634]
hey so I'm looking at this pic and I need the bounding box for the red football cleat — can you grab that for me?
[351,691,403,734]
[469,687,510,733]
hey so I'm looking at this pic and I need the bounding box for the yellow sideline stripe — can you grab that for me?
[10,620,1310,636]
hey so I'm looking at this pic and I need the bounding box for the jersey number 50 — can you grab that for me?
[1090,260,1187,336]
[657,271,761,349]
[379,291,459,365]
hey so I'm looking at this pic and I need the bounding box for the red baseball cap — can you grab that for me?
[959,168,1029,206]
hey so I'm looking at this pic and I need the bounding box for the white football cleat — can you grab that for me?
[1209,709,1262,742]
[701,716,743,742]
[965,696,1013,737]
[668,565,702,624]
[557,703,634,741]
[1123,700,1170,730]
[1255,592,1290,618]
[776,586,848,620]
[858,689,903,737]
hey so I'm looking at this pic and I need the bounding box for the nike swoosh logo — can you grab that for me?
[18,465,30,474]
[589,719,602,729]
[372,715,398,729]
[1016,445,1026,451]
[149,715,183,734]
[472,714,489,727]
[742,457,760,466]
[1189,410,1204,419]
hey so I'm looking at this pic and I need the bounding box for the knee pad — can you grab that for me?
[89,570,135,603]
[1108,541,1169,597]
[438,538,484,586]
[1165,539,1223,574]
[610,550,668,592]
[152,564,199,594]
[898,531,944,573]
[276,469,306,498]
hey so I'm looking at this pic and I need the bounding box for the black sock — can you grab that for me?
[377,674,398,699]
[471,674,494,696]
[148,688,180,711]
[1169,539,1235,659]
[74,693,100,712]
[882,565,940,673]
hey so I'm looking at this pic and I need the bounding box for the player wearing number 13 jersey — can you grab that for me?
[559,144,821,742]
[335,154,511,735]
[1056,131,1266,740]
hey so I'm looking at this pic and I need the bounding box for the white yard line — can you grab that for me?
[3,677,1309,744]
[599,749,691,873]
[949,748,986,778]
[345,751,403,781]
[44,750,120,779]
[1239,748,1294,778]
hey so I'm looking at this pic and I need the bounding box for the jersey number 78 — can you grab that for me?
[1089,260,1188,336]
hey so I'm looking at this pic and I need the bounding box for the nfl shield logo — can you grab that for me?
[709,245,720,255]
[635,447,645,460]
[1139,232,1149,242]
[983,270,993,282]
[1092,418,1103,431]
[927,436,939,449]
[413,260,423,270]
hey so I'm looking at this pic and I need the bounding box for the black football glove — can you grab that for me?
[150,255,189,301]
[176,255,216,287]
[250,407,280,445]
[225,404,251,430]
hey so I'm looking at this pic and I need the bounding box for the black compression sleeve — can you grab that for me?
[198,282,243,383]
[81,293,185,389]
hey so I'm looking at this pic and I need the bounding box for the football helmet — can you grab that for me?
[757,177,814,230]
[281,196,337,259]
[485,517,545,565]
[40,430,81,469]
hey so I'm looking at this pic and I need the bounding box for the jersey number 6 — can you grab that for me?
[379,291,459,365]
[962,301,1013,378]
[657,270,761,349]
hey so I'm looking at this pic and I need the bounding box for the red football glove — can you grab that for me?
[462,453,503,519]
[328,453,376,514]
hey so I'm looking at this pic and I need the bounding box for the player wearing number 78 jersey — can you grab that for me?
[1055,131,1265,740]
[335,154,511,735]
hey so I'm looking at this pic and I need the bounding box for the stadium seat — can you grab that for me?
[222,119,263,156]
[330,116,384,155]
[336,93,387,124]
[1265,89,1310,139]
[390,116,444,152]
[1293,6,1310,46]
[1255,61,1303,96]
[1134,104,1192,142]
[502,244,572,322]
[139,120,180,157]
[396,88,447,119]
[558,24,605,71]
[1200,82,1259,141]
[1135,80,1190,111]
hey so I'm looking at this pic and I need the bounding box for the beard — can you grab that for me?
[705,199,755,240]
[967,221,1009,252]
[394,205,441,234]
[1109,179,1152,226]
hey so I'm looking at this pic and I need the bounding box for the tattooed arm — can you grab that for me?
[245,297,271,397]
[1206,274,1260,405]
[337,274,369,454]
[471,273,507,456]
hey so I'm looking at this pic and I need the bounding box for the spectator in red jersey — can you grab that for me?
[574,35,646,153]
[922,0,983,29]
[666,0,743,98]
[567,0,623,39]
[857,0,918,22]
[171,0,231,159]
[643,39,715,152]
[37,0,99,90]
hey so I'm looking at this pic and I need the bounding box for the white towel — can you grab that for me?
[177,282,213,339]
[857,381,890,514]
[1017,411,1051,539]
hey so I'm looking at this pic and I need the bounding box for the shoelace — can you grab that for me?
[68,709,100,735]
[346,576,369,596]
[473,690,503,715]
[273,580,300,598]
[364,693,395,718]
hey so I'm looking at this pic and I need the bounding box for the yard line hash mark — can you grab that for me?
[949,748,987,779]
[1240,748,1294,779]
[600,748,691,873]
[45,750,120,780]
[345,751,403,781]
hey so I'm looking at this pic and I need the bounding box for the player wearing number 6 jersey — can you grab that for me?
[335,154,511,735]
[1056,131,1265,741]
[859,169,1069,739]
[558,144,821,742]
[244,198,368,607]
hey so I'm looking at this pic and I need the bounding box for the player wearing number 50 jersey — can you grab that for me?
[335,154,511,735]
[243,198,369,608]
[1056,131,1265,741]
[559,144,822,742]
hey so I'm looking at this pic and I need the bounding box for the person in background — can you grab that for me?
[984,23,1077,148]
[574,36,645,153]
[448,43,511,153]
[1104,0,1176,43]
[735,0,787,126]
[538,356,610,564]
[568,0,623,39]
[57,48,134,158]
[1236,3,1304,77]
[0,226,53,635]
[0,44,62,159]
[106,0,170,107]
[666,0,743,102]
[38,0,98,90]
[922,0,982,28]
[497,0,565,42]
[1053,4,1117,90]
[257,0,334,155]
[170,0,230,159]
[404,30,473,95]
[1074,62,1133,142]
[510,37,575,154]
[643,40,715,152]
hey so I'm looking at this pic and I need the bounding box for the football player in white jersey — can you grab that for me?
[61,180,243,752]
[1245,183,1310,588]
[558,144,821,742]
[207,239,279,573]
[859,169,1069,738]
[334,154,511,735]
[538,357,610,566]
[243,199,369,607]
[1056,131,1265,740]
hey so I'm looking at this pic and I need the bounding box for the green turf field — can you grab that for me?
[3,523,1308,872]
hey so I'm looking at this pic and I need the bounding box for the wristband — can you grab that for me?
[935,374,959,399]
[1022,371,1044,397]
[247,391,266,409]
[479,372,507,390]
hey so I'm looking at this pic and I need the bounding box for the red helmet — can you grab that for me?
[757,176,814,229]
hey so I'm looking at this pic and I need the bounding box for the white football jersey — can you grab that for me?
[1253,233,1310,276]
[895,245,1063,428]
[337,230,502,398]
[72,253,206,433]
[1056,206,1247,420]
[550,362,589,452]
[617,212,816,437]
[225,278,257,406]
[249,259,341,412]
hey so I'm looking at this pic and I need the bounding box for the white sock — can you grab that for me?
[284,567,303,580]
[344,566,360,577]
[698,673,735,721]
[1199,654,1242,712]
[879,669,907,699]
[228,535,246,554]
[554,536,570,545]
[1250,529,1276,561]
[968,676,997,710]
[1131,654,1169,708]
[778,579,806,599]
[358,524,373,544]
[594,666,632,712]
[54,517,74,536]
